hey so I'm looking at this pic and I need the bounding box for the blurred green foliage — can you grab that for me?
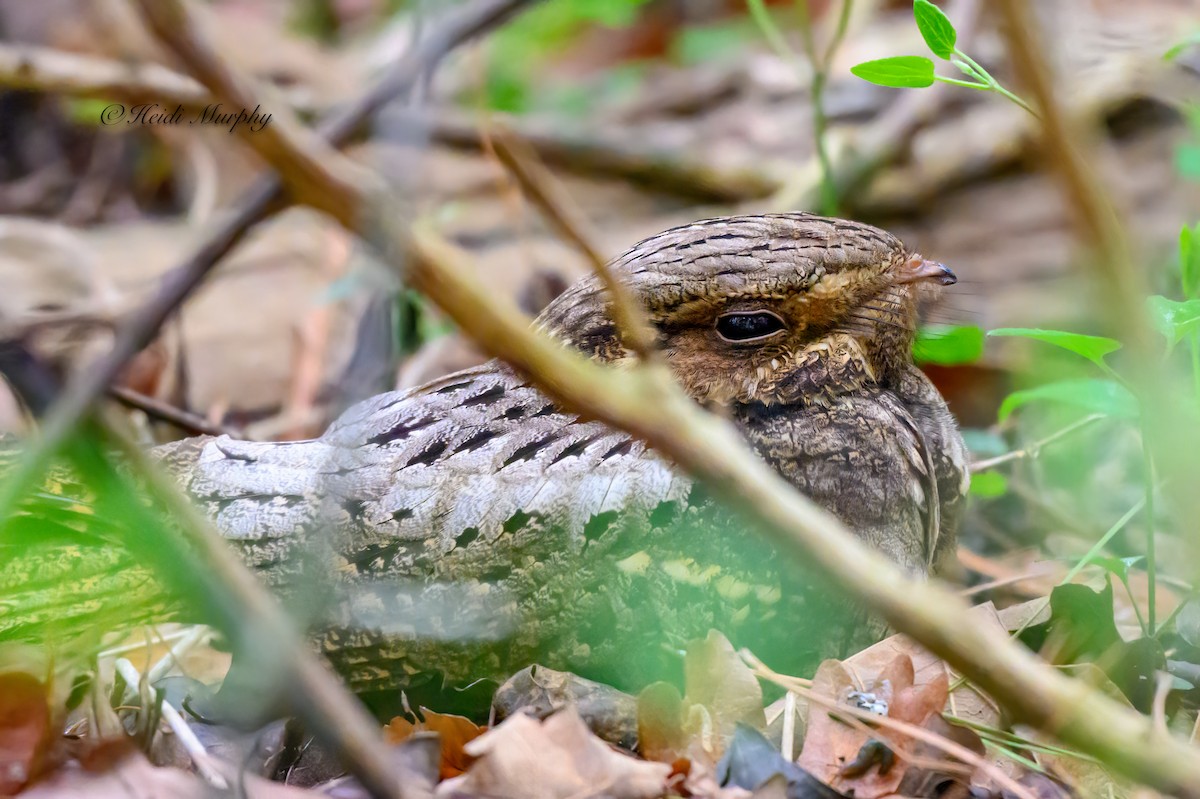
[913,324,984,366]
[484,0,652,113]
[672,20,759,66]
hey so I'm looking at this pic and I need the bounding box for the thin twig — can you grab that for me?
[489,129,658,360]
[0,44,211,111]
[109,386,238,438]
[114,657,228,789]
[797,0,854,214]
[969,414,1103,472]
[768,0,983,213]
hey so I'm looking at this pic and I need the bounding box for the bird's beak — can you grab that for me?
[899,255,957,286]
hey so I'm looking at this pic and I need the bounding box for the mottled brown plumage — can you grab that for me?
[4,213,969,697]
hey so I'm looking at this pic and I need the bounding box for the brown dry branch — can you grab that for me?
[130,0,366,217]
[423,111,781,202]
[109,385,237,438]
[489,130,658,360]
[0,44,212,112]
[141,2,1200,795]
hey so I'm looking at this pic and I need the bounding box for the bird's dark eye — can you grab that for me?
[715,310,787,343]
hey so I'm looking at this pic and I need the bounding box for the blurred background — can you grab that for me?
[2,0,1200,613]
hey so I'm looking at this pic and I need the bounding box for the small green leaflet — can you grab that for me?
[1147,295,1200,347]
[850,56,935,88]
[988,328,1121,369]
[913,324,983,365]
[998,378,1138,422]
[913,0,956,59]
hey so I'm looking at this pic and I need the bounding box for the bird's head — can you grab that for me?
[537,213,955,407]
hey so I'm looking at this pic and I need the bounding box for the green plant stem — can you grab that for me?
[746,0,799,67]
[1142,427,1157,633]
[992,83,1038,116]
[793,0,854,215]
[951,48,1038,116]
[1190,335,1200,404]
[934,75,989,90]
[1009,497,1147,642]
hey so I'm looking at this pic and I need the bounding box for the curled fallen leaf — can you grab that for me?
[384,707,485,779]
[436,707,669,799]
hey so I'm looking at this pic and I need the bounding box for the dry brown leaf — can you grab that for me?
[636,681,689,764]
[0,671,53,794]
[436,707,669,799]
[799,655,948,799]
[384,707,485,779]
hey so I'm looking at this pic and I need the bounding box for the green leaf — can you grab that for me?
[1180,225,1200,298]
[1083,555,1144,585]
[988,327,1122,369]
[850,56,935,89]
[998,379,1138,422]
[1147,295,1200,347]
[912,324,983,365]
[969,471,1007,498]
[913,0,956,59]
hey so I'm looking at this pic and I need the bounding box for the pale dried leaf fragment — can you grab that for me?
[684,630,766,758]
[436,707,670,799]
